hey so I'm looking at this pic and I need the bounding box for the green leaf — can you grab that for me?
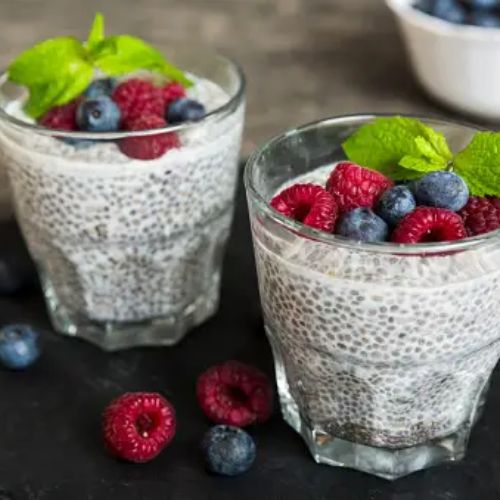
[91,35,193,87]
[342,116,453,181]
[87,12,105,51]
[8,36,93,117]
[454,132,500,197]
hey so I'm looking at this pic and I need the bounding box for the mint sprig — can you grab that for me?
[342,116,500,197]
[7,12,192,118]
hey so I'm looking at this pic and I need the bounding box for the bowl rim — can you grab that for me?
[385,0,500,41]
[244,112,500,255]
[0,51,246,140]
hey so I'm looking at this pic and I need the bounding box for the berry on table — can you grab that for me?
[103,392,176,463]
[202,425,256,476]
[326,162,393,213]
[413,171,469,212]
[166,98,206,124]
[376,185,417,226]
[112,78,164,123]
[458,196,500,236]
[196,361,273,427]
[270,184,338,233]
[162,82,186,107]
[118,115,180,160]
[0,324,40,370]
[76,96,121,132]
[84,78,117,98]
[392,207,467,243]
[337,208,389,243]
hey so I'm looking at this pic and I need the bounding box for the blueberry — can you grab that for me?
[376,186,417,226]
[166,98,206,124]
[414,171,469,211]
[84,78,117,98]
[432,0,467,23]
[76,96,121,132]
[202,425,256,476]
[415,0,434,14]
[337,208,389,243]
[466,0,500,8]
[0,325,40,370]
[469,11,500,27]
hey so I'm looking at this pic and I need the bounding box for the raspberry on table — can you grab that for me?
[118,115,180,160]
[392,207,467,244]
[162,82,187,108]
[326,162,393,213]
[458,196,500,236]
[270,183,338,233]
[112,78,164,123]
[103,392,176,463]
[38,99,80,130]
[196,361,273,427]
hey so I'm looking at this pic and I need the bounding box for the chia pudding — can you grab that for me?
[245,115,500,478]
[0,36,245,349]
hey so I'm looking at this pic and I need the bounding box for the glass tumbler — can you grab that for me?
[245,115,500,479]
[0,49,245,350]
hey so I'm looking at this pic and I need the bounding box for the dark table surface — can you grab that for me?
[1,168,500,500]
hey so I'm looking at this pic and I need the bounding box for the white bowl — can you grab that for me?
[386,0,500,121]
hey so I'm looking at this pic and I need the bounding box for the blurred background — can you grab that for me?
[0,0,475,157]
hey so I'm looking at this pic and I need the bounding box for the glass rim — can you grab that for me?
[244,112,500,255]
[0,51,246,140]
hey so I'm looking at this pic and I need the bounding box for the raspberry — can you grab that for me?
[392,207,467,244]
[112,79,164,123]
[162,82,186,107]
[326,162,393,213]
[118,115,180,160]
[458,196,500,236]
[38,99,80,130]
[270,183,338,232]
[197,361,273,427]
[103,392,176,463]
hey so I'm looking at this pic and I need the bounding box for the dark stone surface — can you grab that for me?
[0,171,500,499]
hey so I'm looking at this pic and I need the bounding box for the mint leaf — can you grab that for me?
[454,132,500,197]
[8,37,93,118]
[91,35,192,87]
[342,116,452,180]
[87,12,105,51]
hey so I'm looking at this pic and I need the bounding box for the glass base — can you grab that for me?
[270,334,472,480]
[41,273,221,351]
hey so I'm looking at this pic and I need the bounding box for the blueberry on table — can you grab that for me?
[76,96,121,132]
[202,425,256,476]
[377,186,417,226]
[337,208,389,243]
[0,324,40,370]
[413,171,469,212]
[84,78,117,98]
[166,98,206,124]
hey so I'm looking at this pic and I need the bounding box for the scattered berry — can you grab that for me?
[413,171,469,212]
[458,196,500,236]
[103,392,176,463]
[202,425,256,476]
[376,185,417,226]
[337,208,389,243]
[39,99,80,130]
[392,207,467,244]
[197,361,273,427]
[326,162,393,213]
[112,78,164,123]
[162,82,186,107]
[118,115,179,160]
[167,98,206,124]
[76,96,121,132]
[84,78,117,98]
[270,184,338,232]
[0,324,40,370]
